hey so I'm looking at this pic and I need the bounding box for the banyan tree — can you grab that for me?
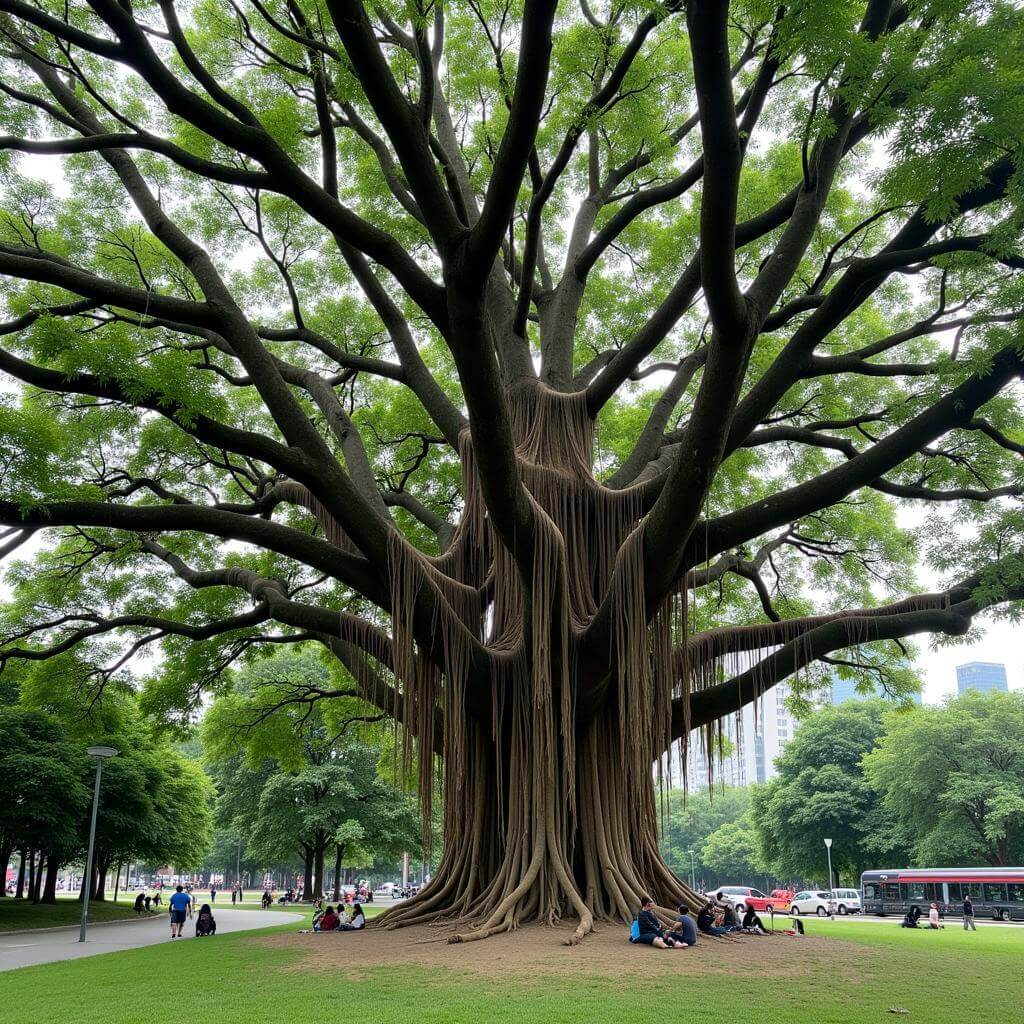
[1,0,1023,943]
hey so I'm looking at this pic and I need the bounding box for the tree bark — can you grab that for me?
[30,852,44,903]
[332,844,345,902]
[15,850,26,899]
[0,844,11,898]
[313,841,326,901]
[39,854,60,904]
[302,853,313,899]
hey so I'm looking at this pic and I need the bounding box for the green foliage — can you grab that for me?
[700,813,768,883]
[204,648,421,882]
[751,701,911,884]
[659,785,754,886]
[864,690,1024,866]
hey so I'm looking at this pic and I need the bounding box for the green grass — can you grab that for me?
[0,899,140,932]
[3,913,1022,1023]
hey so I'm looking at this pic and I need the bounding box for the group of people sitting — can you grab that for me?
[900,903,944,929]
[631,896,769,948]
[132,891,163,913]
[311,902,367,932]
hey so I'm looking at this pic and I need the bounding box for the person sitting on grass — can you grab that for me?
[667,905,698,947]
[195,904,216,937]
[928,902,944,929]
[742,906,767,935]
[134,892,147,915]
[901,905,921,928]
[696,901,730,937]
[631,896,687,948]
[338,903,366,931]
[318,905,340,932]
[721,904,745,933]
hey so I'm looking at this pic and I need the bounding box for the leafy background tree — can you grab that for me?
[751,701,911,886]
[865,691,1024,866]
[205,648,420,898]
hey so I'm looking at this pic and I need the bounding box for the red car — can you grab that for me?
[712,886,794,914]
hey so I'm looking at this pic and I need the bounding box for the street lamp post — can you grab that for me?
[824,838,834,917]
[687,849,696,891]
[80,745,119,943]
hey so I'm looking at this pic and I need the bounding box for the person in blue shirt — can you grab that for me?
[168,885,192,939]
[668,905,699,946]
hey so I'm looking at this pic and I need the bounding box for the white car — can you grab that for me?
[790,890,834,916]
[830,888,861,915]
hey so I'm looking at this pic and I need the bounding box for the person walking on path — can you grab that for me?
[963,894,977,930]
[210,885,217,903]
[168,885,192,939]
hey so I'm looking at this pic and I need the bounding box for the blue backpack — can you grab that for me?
[629,917,640,943]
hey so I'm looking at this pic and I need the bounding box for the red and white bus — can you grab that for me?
[861,867,1024,922]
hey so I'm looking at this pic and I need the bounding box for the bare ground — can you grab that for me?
[253,919,874,983]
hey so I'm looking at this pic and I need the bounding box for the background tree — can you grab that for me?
[1,0,1023,941]
[205,647,420,898]
[864,691,1024,866]
[659,784,751,886]
[700,813,768,887]
[0,707,90,901]
[751,700,910,886]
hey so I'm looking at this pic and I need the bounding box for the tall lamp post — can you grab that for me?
[79,745,118,943]
[824,838,834,917]
[687,849,696,891]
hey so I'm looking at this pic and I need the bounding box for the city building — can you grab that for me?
[955,661,1008,695]
[670,682,796,791]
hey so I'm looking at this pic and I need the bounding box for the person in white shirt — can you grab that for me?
[338,903,366,931]
[928,902,944,929]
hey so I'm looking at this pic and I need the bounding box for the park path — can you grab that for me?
[0,907,302,973]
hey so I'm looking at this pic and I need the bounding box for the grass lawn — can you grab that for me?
[2,913,1021,1023]
[0,899,139,932]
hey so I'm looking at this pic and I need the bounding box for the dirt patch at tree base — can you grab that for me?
[255,920,871,982]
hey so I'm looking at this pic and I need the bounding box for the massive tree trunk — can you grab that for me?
[372,386,708,943]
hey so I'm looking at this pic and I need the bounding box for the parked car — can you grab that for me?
[830,888,861,915]
[790,890,834,916]
[749,889,795,913]
[710,886,792,914]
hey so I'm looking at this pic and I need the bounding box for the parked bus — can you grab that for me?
[861,867,1024,922]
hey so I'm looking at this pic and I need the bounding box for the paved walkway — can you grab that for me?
[0,908,302,973]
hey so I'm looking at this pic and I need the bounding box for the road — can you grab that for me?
[0,908,303,973]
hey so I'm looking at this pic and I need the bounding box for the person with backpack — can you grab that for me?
[629,896,687,948]
[195,904,216,936]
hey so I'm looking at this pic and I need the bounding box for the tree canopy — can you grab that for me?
[204,648,420,897]
[1,0,1023,941]
[864,690,1024,866]
[751,700,910,885]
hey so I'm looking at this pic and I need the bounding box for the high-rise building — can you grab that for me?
[955,661,1008,694]
[672,682,796,791]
